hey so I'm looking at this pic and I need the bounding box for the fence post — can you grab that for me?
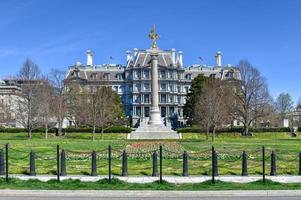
[242,151,248,176]
[5,143,8,182]
[152,151,158,177]
[0,149,4,175]
[91,150,97,176]
[270,150,276,176]
[183,151,188,177]
[212,146,215,183]
[213,147,218,176]
[122,150,128,177]
[159,145,163,183]
[262,146,265,182]
[60,149,67,176]
[29,150,36,176]
[299,152,301,176]
[108,145,112,183]
[56,145,60,182]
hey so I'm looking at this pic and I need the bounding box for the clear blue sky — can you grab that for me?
[0,0,300,103]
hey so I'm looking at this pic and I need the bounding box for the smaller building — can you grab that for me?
[0,79,22,127]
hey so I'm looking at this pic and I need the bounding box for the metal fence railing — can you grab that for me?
[1,143,300,184]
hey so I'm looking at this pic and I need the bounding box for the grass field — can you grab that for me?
[0,132,300,176]
[2,178,301,190]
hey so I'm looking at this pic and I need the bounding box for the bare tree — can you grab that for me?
[16,59,41,139]
[85,87,99,141]
[233,60,272,136]
[37,77,56,139]
[49,69,67,136]
[275,93,294,121]
[194,79,233,141]
[96,86,124,140]
[64,82,87,128]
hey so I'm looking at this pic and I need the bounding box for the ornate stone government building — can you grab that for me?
[65,29,240,130]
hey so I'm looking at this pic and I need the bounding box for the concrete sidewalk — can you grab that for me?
[1,190,301,197]
[3,175,301,184]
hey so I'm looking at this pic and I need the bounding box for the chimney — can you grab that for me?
[134,48,138,57]
[86,50,93,66]
[177,51,183,67]
[215,51,222,67]
[126,50,131,62]
[171,48,176,64]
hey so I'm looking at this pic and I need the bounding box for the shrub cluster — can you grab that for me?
[0,126,132,133]
[176,127,292,133]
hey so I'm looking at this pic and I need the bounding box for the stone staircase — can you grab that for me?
[128,117,181,139]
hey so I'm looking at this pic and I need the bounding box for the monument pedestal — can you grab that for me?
[128,123,181,139]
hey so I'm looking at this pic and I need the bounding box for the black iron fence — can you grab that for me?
[0,144,301,184]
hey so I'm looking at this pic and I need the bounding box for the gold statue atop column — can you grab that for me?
[148,24,159,49]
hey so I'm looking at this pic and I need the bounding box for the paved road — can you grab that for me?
[0,190,301,200]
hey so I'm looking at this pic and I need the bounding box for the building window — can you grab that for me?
[133,95,140,103]
[143,70,150,79]
[169,107,175,116]
[185,74,192,80]
[104,73,110,80]
[177,72,181,79]
[136,107,141,116]
[134,83,141,92]
[184,86,189,93]
[177,86,181,93]
[168,84,173,92]
[161,107,166,117]
[177,96,181,104]
[134,70,141,79]
[160,94,166,103]
[169,95,173,103]
[160,83,166,91]
[74,71,79,77]
[90,73,97,80]
[159,70,166,79]
[210,74,216,78]
[225,72,233,78]
[168,70,172,79]
[144,107,150,117]
[144,94,150,103]
[144,83,150,91]
[116,73,123,80]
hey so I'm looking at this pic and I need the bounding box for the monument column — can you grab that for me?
[148,51,163,125]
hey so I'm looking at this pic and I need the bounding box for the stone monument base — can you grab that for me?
[128,124,181,140]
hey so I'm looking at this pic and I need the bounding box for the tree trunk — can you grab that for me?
[45,123,48,139]
[101,128,104,140]
[92,125,96,141]
[244,123,249,136]
[206,124,210,140]
[212,126,216,143]
[28,129,32,139]
[58,117,63,136]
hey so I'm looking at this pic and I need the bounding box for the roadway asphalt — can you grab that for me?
[0,190,301,200]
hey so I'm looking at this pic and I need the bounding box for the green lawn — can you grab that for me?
[0,132,300,176]
[1,178,301,190]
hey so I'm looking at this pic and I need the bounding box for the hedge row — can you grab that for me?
[176,127,295,133]
[0,126,132,133]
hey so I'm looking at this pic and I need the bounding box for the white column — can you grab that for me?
[148,51,163,125]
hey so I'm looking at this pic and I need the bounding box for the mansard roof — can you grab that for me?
[130,49,177,68]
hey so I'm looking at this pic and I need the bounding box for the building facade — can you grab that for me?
[0,80,22,127]
[65,48,240,128]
